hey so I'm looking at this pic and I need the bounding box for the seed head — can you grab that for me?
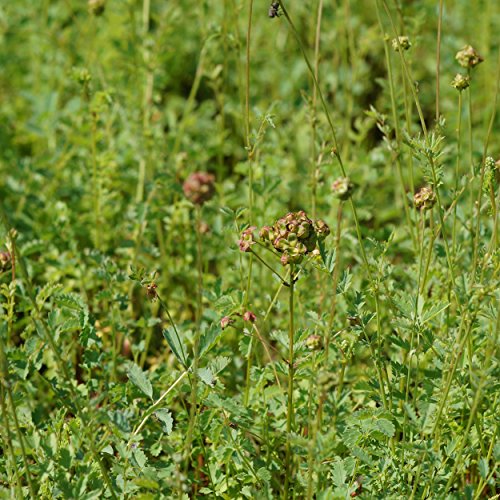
[238,226,256,252]
[455,45,484,69]
[392,36,411,52]
[451,73,470,91]
[414,186,436,211]
[183,172,216,205]
[305,334,323,351]
[331,177,355,200]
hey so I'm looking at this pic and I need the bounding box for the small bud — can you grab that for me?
[243,311,256,323]
[305,334,323,351]
[220,316,233,329]
[455,45,484,69]
[392,36,411,51]
[451,73,470,91]
[183,172,216,205]
[88,0,106,16]
[0,251,11,271]
[331,177,355,200]
[414,186,436,211]
[314,219,330,239]
[238,226,256,252]
[145,283,158,301]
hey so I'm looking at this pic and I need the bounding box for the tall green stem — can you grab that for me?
[283,265,295,497]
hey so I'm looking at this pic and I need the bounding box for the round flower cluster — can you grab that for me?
[451,73,470,91]
[331,177,355,200]
[414,186,436,211]
[183,172,215,205]
[392,36,411,52]
[455,45,483,69]
[240,210,330,266]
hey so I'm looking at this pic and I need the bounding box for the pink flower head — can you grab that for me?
[220,316,233,330]
[243,311,256,323]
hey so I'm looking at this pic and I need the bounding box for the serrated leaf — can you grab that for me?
[331,460,347,487]
[256,467,271,482]
[162,327,187,367]
[375,418,395,437]
[155,409,173,435]
[198,367,216,387]
[199,322,223,357]
[478,458,488,479]
[133,448,147,469]
[127,363,153,399]
[318,239,335,273]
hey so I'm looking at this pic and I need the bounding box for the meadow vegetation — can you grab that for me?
[0,0,499,497]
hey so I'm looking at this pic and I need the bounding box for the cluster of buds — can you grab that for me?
[451,73,470,91]
[392,36,411,52]
[0,251,11,271]
[455,45,483,69]
[88,0,106,15]
[331,177,355,201]
[183,172,216,205]
[414,186,436,211]
[255,211,330,266]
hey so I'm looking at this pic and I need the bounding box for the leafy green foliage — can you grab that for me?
[0,0,499,498]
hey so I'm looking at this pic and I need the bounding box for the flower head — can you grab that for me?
[455,45,484,69]
[414,186,436,211]
[306,334,323,351]
[332,177,355,200]
[0,251,11,271]
[220,316,233,329]
[145,283,158,301]
[183,172,216,205]
[243,311,257,323]
[451,73,470,91]
[392,36,411,51]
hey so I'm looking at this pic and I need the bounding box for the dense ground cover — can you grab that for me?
[0,0,499,497]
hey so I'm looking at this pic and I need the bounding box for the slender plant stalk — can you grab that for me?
[306,352,318,499]
[136,0,153,203]
[375,6,416,249]
[278,0,389,409]
[283,264,295,497]
[435,0,443,122]
[310,0,323,219]
[184,205,204,471]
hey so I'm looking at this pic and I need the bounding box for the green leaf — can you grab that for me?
[256,467,271,482]
[133,448,148,469]
[198,367,216,387]
[478,458,489,479]
[162,327,187,367]
[318,239,335,273]
[375,418,395,437]
[199,322,223,357]
[127,363,153,399]
[155,409,173,435]
[331,460,347,487]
